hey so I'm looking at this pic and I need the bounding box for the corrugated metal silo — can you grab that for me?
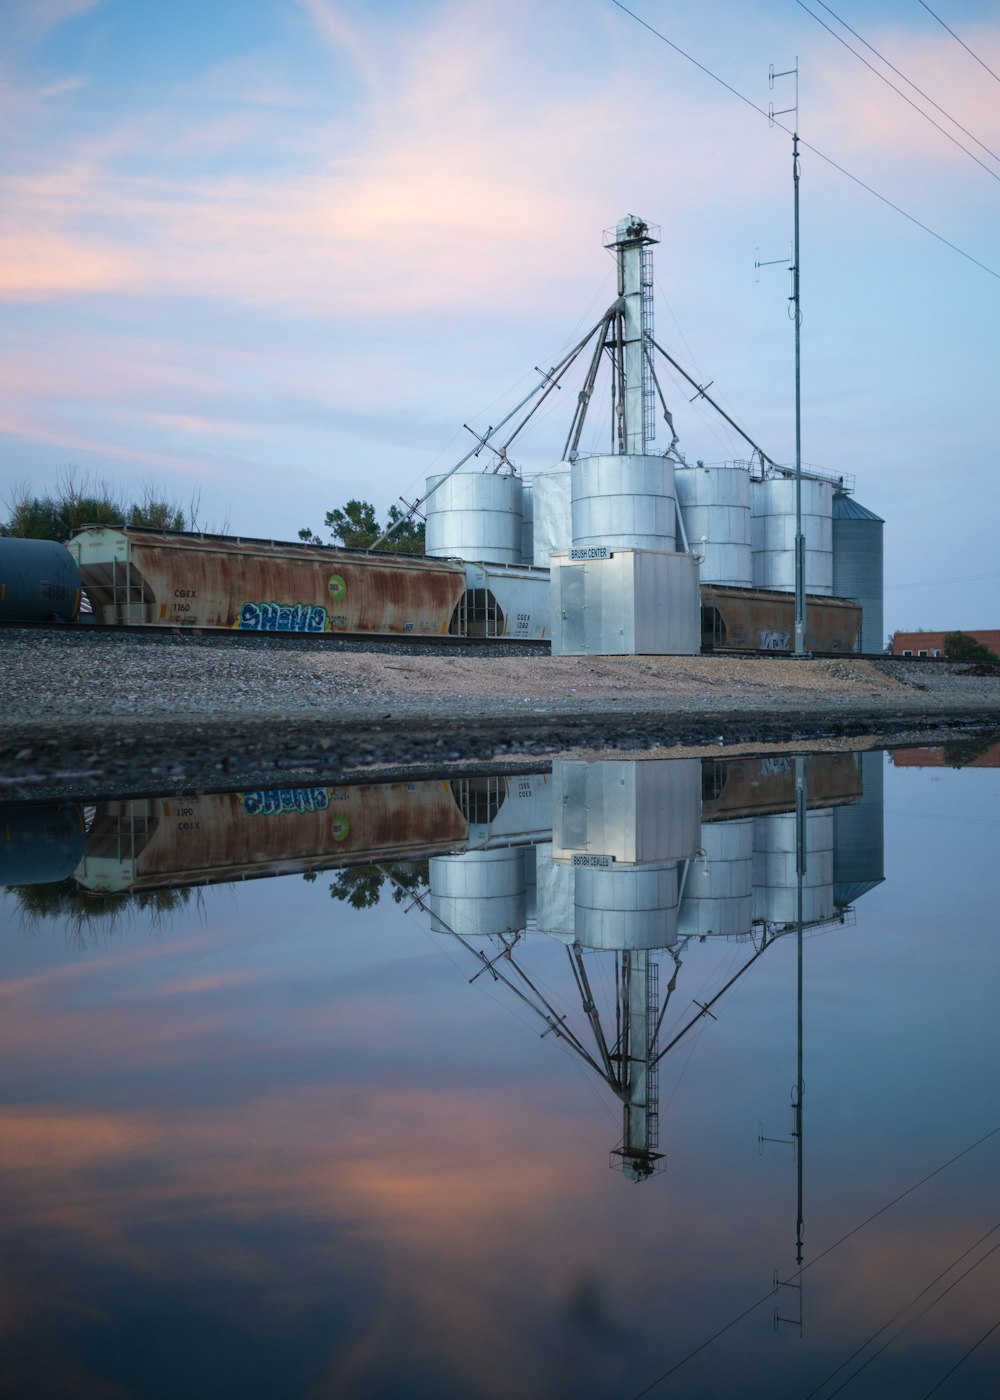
[677,818,754,938]
[520,479,534,565]
[751,477,833,595]
[833,749,885,906]
[425,471,523,565]
[574,862,680,949]
[428,848,526,936]
[832,494,884,653]
[571,454,676,552]
[531,462,572,566]
[675,465,752,585]
[752,808,835,925]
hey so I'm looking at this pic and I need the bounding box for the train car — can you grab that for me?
[68,525,471,635]
[67,526,553,640]
[700,584,861,653]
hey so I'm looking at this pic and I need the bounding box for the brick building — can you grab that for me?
[890,629,1000,658]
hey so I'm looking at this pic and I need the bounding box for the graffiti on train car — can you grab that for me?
[239,601,328,632]
[242,788,331,816]
[758,628,791,650]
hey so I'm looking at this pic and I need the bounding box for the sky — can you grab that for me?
[1,0,998,636]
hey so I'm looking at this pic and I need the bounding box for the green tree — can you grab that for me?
[942,631,999,662]
[328,860,429,909]
[299,499,425,555]
[2,472,189,542]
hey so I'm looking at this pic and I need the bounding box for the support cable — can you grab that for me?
[918,0,1000,86]
[646,333,778,468]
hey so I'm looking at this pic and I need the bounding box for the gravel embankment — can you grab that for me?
[1,628,998,798]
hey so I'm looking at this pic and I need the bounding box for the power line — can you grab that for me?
[802,0,1000,170]
[608,0,1000,283]
[627,1121,1000,1398]
[807,1228,1000,1399]
[919,0,1000,86]
[921,1314,1000,1398]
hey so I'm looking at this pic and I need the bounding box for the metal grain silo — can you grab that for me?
[677,818,754,938]
[571,454,676,552]
[428,848,526,937]
[531,462,572,566]
[833,749,885,906]
[520,479,534,565]
[675,465,752,586]
[425,471,523,565]
[752,808,835,925]
[751,477,833,595]
[0,538,81,622]
[574,863,681,949]
[832,494,884,653]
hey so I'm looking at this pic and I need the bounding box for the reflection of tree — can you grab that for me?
[329,861,429,910]
[8,879,193,941]
[941,730,1000,769]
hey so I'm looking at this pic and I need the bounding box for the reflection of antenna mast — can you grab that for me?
[771,754,807,1334]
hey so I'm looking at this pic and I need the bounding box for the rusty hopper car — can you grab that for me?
[68,525,471,636]
[75,781,471,894]
[700,585,861,653]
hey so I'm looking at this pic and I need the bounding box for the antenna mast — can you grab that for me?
[770,60,807,658]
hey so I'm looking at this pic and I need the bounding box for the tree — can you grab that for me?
[328,860,429,909]
[2,471,189,542]
[299,499,425,555]
[942,631,999,662]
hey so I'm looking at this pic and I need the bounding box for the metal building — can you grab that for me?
[832,494,884,653]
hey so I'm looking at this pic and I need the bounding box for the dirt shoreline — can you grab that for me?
[2,631,998,800]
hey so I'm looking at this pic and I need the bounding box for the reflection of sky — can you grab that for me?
[1,754,999,1397]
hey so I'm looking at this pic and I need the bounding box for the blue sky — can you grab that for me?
[1,0,998,635]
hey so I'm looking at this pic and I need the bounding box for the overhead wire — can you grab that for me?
[607,0,1000,283]
[808,0,1000,165]
[918,0,1000,86]
[804,1224,1000,1398]
[921,1314,1000,1398]
[627,1121,1000,1398]
[796,0,1000,181]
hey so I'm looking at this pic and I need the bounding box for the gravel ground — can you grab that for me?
[1,627,998,799]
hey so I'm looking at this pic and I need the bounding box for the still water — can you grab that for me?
[1,744,999,1399]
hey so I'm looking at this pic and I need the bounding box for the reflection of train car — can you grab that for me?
[75,783,470,893]
[700,585,861,653]
[701,751,863,822]
[67,526,551,640]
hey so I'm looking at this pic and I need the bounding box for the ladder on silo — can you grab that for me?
[640,246,656,446]
[646,957,660,1150]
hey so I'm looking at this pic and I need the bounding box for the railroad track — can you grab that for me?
[6,620,993,669]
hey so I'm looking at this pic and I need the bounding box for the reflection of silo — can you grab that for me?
[425,472,523,565]
[752,809,835,925]
[751,478,833,595]
[531,463,572,566]
[571,455,676,552]
[832,494,884,654]
[428,848,526,936]
[677,818,753,938]
[675,466,752,586]
[833,750,885,906]
[574,862,680,949]
[533,842,576,937]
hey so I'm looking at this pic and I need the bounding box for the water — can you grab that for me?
[1,745,999,1399]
